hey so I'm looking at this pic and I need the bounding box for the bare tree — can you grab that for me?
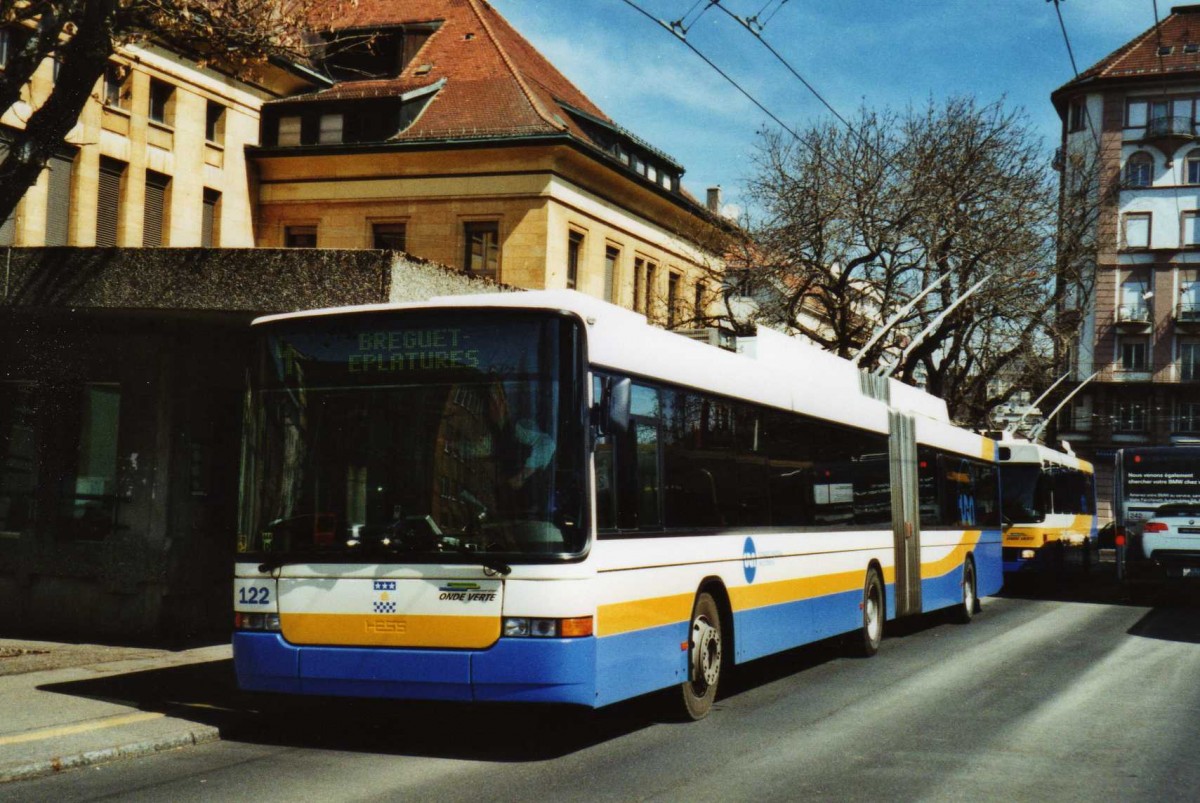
[0,0,338,225]
[746,96,1103,426]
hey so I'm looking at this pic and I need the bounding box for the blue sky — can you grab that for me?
[490,0,1152,217]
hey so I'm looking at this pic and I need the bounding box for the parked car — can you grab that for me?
[1138,503,1200,578]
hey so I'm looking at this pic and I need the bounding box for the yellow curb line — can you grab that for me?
[0,711,164,746]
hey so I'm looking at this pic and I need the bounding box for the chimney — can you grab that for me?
[706,186,722,214]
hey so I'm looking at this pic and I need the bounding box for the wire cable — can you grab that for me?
[615,0,803,141]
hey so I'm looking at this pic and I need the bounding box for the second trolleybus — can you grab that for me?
[232,291,1003,719]
[997,435,1097,575]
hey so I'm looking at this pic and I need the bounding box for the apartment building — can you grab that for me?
[1052,3,1200,518]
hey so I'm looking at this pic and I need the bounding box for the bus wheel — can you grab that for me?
[1081,539,1093,575]
[853,568,884,657]
[679,591,723,720]
[952,558,977,624]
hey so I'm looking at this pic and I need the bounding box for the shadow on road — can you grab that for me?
[38,660,659,762]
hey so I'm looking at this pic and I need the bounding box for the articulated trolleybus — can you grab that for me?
[233,291,1002,719]
[997,434,1097,574]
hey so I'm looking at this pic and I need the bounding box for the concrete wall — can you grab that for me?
[0,247,509,640]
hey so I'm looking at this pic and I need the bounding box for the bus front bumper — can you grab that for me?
[233,631,597,707]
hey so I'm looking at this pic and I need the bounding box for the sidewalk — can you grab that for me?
[0,637,234,784]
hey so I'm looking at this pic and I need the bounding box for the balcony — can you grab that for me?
[1116,303,1153,329]
[1176,301,1200,329]
[1138,115,1200,152]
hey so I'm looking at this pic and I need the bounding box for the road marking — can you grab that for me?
[0,711,164,746]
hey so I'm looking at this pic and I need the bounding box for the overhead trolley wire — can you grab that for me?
[616,0,803,142]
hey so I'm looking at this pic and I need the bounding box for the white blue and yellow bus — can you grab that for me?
[233,291,1003,719]
[997,436,1097,574]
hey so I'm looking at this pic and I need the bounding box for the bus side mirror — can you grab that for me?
[591,376,631,440]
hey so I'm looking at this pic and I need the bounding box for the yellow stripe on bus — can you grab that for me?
[280,613,500,648]
[598,531,983,638]
[596,593,694,637]
[1003,516,1096,548]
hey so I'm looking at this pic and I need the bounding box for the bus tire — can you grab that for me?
[853,567,884,657]
[951,558,977,624]
[678,591,723,721]
[1081,538,1092,575]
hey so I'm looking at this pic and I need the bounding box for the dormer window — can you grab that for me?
[323,24,438,80]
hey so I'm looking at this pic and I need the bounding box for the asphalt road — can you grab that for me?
[10,571,1200,802]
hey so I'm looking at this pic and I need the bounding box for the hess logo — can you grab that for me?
[365,619,407,633]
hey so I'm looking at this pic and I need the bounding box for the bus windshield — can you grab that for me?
[1000,465,1045,523]
[238,310,586,561]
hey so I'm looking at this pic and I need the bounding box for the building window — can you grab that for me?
[604,245,620,303]
[95,157,125,247]
[1068,99,1086,133]
[372,222,406,251]
[1179,401,1200,432]
[148,79,174,126]
[1119,277,1153,322]
[44,152,73,246]
[0,29,11,71]
[566,230,584,290]
[142,170,170,247]
[277,116,302,147]
[1185,211,1200,247]
[201,189,220,248]
[1124,152,1153,188]
[1181,278,1200,321]
[319,113,343,145]
[1114,400,1148,433]
[1119,338,1148,371]
[1181,341,1200,381]
[1127,100,1149,129]
[284,225,317,247]
[1186,150,1200,185]
[633,257,647,312]
[463,221,499,280]
[205,101,225,144]
[1123,213,1151,249]
[694,282,707,322]
[667,272,681,327]
[0,381,124,540]
[102,65,126,109]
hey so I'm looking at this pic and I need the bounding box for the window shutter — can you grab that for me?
[96,158,124,247]
[201,189,219,247]
[45,152,74,246]
[142,171,169,247]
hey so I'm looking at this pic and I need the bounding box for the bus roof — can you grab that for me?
[253,290,991,460]
[998,436,1093,474]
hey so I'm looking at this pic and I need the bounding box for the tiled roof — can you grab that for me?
[279,1,635,150]
[1056,4,1200,92]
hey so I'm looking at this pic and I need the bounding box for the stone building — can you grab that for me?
[252,0,722,326]
[1052,3,1200,519]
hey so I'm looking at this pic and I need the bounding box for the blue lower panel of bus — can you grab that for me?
[233,632,596,706]
[975,539,1004,598]
[733,590,859,664]
[594,621,689,707]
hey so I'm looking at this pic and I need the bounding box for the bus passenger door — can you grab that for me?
[889,412,922,616]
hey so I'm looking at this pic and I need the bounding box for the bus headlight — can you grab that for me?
[235,612,281,632]
[1021,549,1036,560]
[503,617,593,638]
